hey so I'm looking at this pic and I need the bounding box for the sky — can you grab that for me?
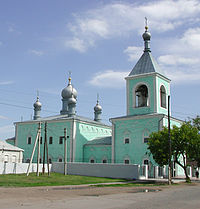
[0,0,200,140]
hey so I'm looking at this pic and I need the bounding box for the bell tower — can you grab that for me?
[125,20,170,116]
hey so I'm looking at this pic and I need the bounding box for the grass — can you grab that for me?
[0,172,127,187]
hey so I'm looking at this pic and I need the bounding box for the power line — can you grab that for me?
[0,102,57,114]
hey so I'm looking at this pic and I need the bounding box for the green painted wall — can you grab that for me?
[113,115,162,165]
[74,122,111,162]
[156,76,170,115]
[16,121,72,163]
[16,119,111,163]
[127,75,155,116]
[83,145,111,163]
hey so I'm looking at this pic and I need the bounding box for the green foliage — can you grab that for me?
[148,127,169,166]
[190,115,200,131]
[148,122,200,180]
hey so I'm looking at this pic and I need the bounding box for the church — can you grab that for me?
[10,25,184,176]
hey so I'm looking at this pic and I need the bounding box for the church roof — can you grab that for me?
[85,136,112,145]
[0,140,23,151]
[15,114,111,127]
[128,51,165,76]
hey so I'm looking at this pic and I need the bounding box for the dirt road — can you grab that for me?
[0,183,200,209]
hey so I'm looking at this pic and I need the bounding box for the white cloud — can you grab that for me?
[0,81,14,85]
[166,70,200,83]
[158,55,200,66]
[65,0,200,52]
[65,38,88,53]
[29,50,44,56]
[124,46,143,61]
[156,26,200,83]
[8,24,21,35]
[0,115,9,120]
[89,70,128,88]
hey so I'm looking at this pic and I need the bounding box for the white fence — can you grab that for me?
[52,162,139,179]
[0,162,52,174]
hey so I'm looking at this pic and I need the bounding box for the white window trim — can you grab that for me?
[160,84,167,109]
[102,158,107,163]
[143,129,150,143]
[132,82,150,108]
[124,158,130,164]
[89,157,96,163]
[124,137,130,144]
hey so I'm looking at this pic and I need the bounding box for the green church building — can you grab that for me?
[11,25,184,177]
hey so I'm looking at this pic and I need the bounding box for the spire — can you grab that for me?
[94,93,102,122]
[142,17,151,52]
[128,18,165,77]
[68,71,72,85]
[33,92,42,120]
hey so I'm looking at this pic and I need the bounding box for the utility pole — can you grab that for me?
[42,122,47,174]
[46,123,50,176]
[64,128,67,175]
[27,122,41,176]
[168,95,172,185]
[36,122,42,176]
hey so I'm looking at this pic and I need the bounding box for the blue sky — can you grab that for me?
[0,0,200,140]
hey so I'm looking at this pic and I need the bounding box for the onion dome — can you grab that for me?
[61,77,77,100]
[142,28,151,41]
[94,100,102,112]
[68,95,77,105]
[33,96,42,109]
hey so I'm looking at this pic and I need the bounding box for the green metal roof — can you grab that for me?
[128,51,165,76]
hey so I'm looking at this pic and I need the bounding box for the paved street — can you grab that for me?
[0,182,200,209]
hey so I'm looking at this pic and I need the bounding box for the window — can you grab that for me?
[4,155,9,163]
[27,137,32,144]
[143,159,149,165]
[40,137,42,144]
[135,85,148,107]
[160,85,166,108]
[59,136,64,144]
[102,159,107,163]
[49,137,53,144]
[90,159,95,163]
[124,159,130,164]
[124,138,130,144]
[26,159,30,163]
[144,137,149,143]
[48,158,52,164]
[12,155,17,163]
[58,158,62,162]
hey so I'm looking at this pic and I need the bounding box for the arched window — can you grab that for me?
[102,159,107,163]
[124,159,130,164]
[135,85,148,107]
[160,85,166,108]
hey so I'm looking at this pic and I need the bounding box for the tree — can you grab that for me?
[148,122,199,182]
[187,116,200,167]
[190,115,200,131]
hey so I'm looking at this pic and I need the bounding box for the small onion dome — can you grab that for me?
[94,101,102,112]
[34,96,42,109]
[61,77,77,99]
[68,96,77,105]
[142,26,151,41]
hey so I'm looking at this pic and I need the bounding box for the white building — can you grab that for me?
[0,140,23,163]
